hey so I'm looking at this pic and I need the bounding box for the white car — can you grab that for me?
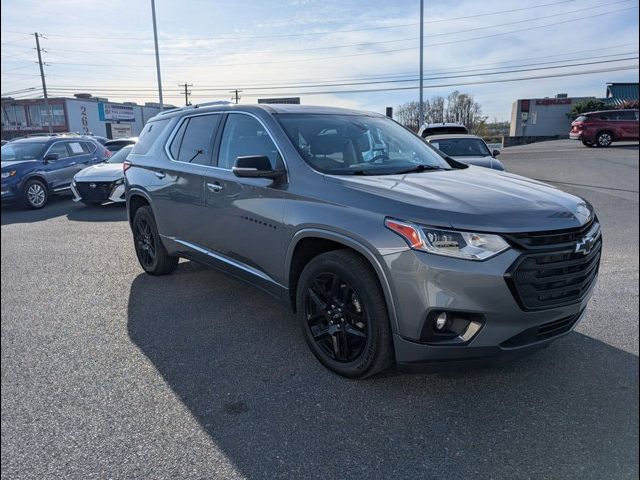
[71,145,133,205]
[425,134,505,171]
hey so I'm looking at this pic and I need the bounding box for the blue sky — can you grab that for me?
[1,0,638,121]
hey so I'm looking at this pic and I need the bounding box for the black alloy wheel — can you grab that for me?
[132,206,179,275]
[296,249,393,379]
[305,272,368,363]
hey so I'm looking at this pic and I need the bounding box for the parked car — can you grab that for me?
[570,109,639,147]
[105,137,137,152]
[125,104,601,379]
[418,122,468,138]
[1,136,110,209]
[425,134,505,170]
[71,144,133,205]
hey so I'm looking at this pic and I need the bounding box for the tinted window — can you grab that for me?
[169,119,189,160]
[218,114,280,169]
[132,119,170,155]
[107,145,133,164]
[595,112,611,120]
[81,141,97,154]
[429,138,491,157]
[171,115,221,165]
[617,110,636,120]
[47,142,70,159]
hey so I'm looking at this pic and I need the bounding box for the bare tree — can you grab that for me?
[396,91,485,132]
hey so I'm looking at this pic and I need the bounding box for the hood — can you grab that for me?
[1,159,39,170]
[74,162,124,182]
[326,166,593,233]
[449,155,504,170]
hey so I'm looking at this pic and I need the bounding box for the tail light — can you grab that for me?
[123,160,132,172]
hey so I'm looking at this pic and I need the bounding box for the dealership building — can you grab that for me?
[508,82,638,142]
[1,94,175,141]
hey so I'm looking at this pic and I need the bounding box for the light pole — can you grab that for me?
[419,0,424,129]
[151,0,163,109]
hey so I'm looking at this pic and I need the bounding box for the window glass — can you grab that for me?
[68,142,85,155]
[81,141,96,154]
[218,114,280,169]
[1,142,46,161]
[429,138,491,157]
[277,114,451,175]
[617,111,636,120]
[2,104,27,126]
[131,118,170,155]
[169,118,189,159]
[47,142,70,159]
[172,115,221,165]
[27,104,65,127]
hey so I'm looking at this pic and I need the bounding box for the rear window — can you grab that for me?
[616,111,637,120]
[132,119,170,155]
[422,126,468,137]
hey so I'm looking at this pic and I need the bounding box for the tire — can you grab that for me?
[581,140,594,147]
[22,179,48,209]
[296,249,393,379]
[132,206,178,275]
[595,131,613,147]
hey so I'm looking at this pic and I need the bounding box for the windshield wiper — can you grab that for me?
[391,164,447,174]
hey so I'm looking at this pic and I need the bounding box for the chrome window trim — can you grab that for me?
[163,110,288,174]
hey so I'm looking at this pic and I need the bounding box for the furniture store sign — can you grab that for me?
[98,103,135,122]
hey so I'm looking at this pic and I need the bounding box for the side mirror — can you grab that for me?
[492,149,501,157]
[43,152,60,163]
[232,155,285,179]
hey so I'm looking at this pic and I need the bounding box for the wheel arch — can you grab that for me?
[126,189,153,226]
[285,229,400,334]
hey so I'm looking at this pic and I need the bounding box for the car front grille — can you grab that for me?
[504,219,602,310]
[75,181,114,202]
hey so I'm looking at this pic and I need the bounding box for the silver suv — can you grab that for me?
[125,104,601,378]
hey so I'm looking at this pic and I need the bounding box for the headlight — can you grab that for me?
[1,170,16,179]
[385,218,510,261]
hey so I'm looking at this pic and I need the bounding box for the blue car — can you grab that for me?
[1,136,110,209]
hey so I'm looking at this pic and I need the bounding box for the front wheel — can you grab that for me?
[23,179,48,209]
[595,131,613,147]
[132,206,178,275]
[296,250,393,379]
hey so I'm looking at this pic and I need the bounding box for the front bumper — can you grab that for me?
[1,180,21,203]
[382,247,597,366]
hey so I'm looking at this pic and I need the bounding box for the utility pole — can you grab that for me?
[230,89,242,104]
[419,0,424,129]
[34,32,53,134]
[150,0,163,109]
[179,83,193,106]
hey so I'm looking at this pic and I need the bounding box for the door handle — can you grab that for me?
[154,171,166,179]
[206,182,223,193]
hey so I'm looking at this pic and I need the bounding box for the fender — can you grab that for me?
[125,187,154,224]
[285,228,400,334]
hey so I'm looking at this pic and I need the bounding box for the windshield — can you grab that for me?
[1,142,46,161]
[429,138,491,157]
[107,145,133,163]
[276,114,452,175]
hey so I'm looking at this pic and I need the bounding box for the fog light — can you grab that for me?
[435,312,448,331]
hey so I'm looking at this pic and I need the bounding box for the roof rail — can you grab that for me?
[192,100,234,108]
[158,107,183,116]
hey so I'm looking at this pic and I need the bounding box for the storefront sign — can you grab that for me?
[111,124,133,139]
[535,98,572,105]
[98,103,135,121]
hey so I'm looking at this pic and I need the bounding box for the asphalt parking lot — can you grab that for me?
[1,140,638,479]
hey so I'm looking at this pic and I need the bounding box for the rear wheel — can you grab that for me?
[296,250,393,379]
[23,179,48,209]
[132,206,178,275]
[595,131,613,147]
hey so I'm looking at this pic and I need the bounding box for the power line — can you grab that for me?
[32,6,637,71]
[0,0,577,42]
[24,0,632,59]
[178,82,193,105]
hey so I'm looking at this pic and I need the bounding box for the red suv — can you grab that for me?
[570,109,639,147]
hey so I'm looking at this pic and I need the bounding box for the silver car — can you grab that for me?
[426,134,505,170]
[124,104,601,378]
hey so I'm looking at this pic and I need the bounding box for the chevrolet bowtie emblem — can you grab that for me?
[575,234,596,255]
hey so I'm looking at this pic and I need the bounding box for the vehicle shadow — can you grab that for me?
[126,262,638,479]
[609,143,639,151]
[1,196,75,225]
[66,202,126,222]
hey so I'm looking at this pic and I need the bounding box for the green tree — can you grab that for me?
[568,99,607,118]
